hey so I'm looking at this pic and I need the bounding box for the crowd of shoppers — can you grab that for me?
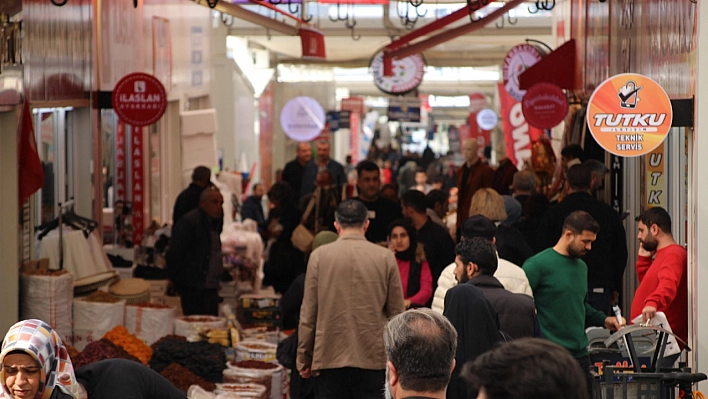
[161,138,687,399]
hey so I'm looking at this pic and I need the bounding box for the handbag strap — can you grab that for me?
[341,184,348,201]
[301,191,317,224]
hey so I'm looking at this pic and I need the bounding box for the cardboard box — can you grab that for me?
[22,258,50,273]
[239,294,280,310]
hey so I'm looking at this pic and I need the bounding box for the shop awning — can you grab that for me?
[518,39,577,90]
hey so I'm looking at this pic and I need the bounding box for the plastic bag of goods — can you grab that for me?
[174,315,227,339]
[224,360,283,399]
[109,278,151,304]
[124,303,176,345]
[187,385,215,399]
[72,291,126,350]
[235,340,277,362]
[215,383,267,399]
[20,270,74,345]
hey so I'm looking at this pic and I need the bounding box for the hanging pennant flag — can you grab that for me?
[18,98,45,204]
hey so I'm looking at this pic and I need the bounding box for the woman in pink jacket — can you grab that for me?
[387,220,433,308]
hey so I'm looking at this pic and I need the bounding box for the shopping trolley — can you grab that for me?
[594,325,706,399]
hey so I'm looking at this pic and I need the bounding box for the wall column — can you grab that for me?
[0,110,20,332]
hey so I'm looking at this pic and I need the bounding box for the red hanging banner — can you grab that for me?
[131,127,145,245]
[116,121,127,202]
[299,27,326,60]
[498,83,544,168]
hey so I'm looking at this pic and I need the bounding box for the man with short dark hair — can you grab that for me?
[298,200,406,399]
[282,142,312,203]
[536,164,628,315]
[432,215,532,315]
[454,237,536,339]
[172,165,211,223]
[301,140,347,201]
[354,160,403,244]
[425,189,449,228]
[240,183,265,225]
[401,190,456,296]
[383,309,457,399]
[631,207,687,354]
[584,159,610,197]
[524,210,624,398]
[166,188,224,316]
[466,338,590,399]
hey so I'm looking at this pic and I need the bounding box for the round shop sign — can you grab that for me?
[586,73,673,157]
[280,96,326,142]
[522,83,569,129]
[370,51,426,95]
[112,72,167,127]
[503,44,544,102]
[476,108,499,130]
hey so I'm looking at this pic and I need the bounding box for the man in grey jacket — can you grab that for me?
[297,200,406,399]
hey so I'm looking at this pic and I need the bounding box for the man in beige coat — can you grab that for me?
[297,199,406,399]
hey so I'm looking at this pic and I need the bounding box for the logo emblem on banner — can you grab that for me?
[586,73,673,157]
[503,44,544,102]
[522,83,568,129]
[280,96,326,142]
[476,108,498,131]
[370,51,425,95]
[112,73,167,127]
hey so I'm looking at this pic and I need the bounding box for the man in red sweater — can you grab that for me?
[631,207,688,354]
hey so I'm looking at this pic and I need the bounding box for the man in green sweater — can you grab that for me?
[523,210,624,397]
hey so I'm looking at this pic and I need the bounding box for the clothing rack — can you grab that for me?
[57,199,74,270]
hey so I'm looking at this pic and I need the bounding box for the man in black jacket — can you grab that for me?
[166,188,224,316]
[172,166,211,223]
[454,237,536,339]
[535,164,628,315]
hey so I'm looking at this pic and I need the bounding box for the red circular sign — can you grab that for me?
[112,73,167,127]
[521,83,569,129]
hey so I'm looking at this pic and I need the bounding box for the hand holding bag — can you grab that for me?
[291,193,316,253]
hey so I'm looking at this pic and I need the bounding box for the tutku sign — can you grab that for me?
[586,73,673,157]
[112,72,168,127]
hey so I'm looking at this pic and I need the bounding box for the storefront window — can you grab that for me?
[34,108,74,224]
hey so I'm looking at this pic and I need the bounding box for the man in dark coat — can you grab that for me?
[240,183,266,225]
[166,188,224,316]
[172,165,211,223]
[353,160,402,244]
[456,139,495,239]
[454,237,536,339]
[300,140,347,203]
[282,142,312,203]
[535,164,628,315]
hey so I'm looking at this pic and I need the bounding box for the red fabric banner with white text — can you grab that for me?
[131,127,144,245]
[498,83,544,167]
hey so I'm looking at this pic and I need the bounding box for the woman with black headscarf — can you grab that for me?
[262,182,305,294]
[387,220,433,309]
[443,283,504,399]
